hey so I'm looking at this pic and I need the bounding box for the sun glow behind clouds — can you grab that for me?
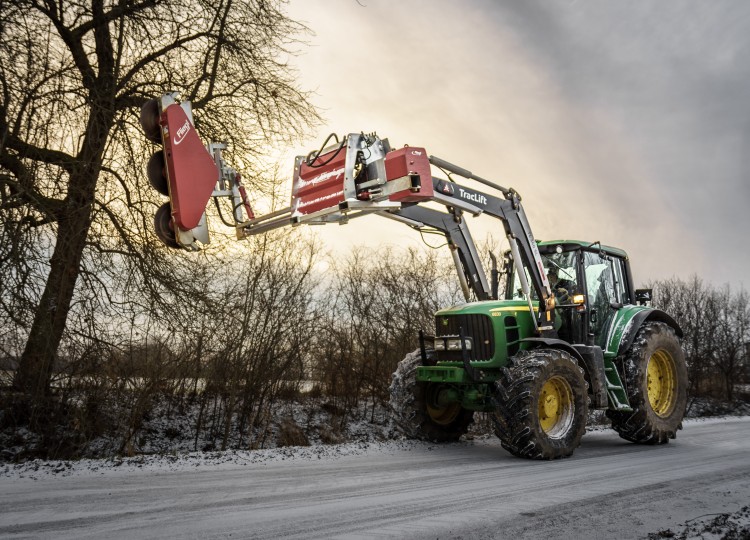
[267,0,748,288]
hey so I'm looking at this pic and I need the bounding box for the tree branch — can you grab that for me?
[31,0,97,90]
[4,135,77,173]
[71,0,159,40]
[116,31,215,92]
[0,151,65,220]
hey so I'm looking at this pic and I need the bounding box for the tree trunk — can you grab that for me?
[14,206,91,396]
[13,99,114,404]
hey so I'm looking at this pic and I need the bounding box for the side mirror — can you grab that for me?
[635,289,653,305]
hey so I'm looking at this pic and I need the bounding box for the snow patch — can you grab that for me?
[0,439,444,481]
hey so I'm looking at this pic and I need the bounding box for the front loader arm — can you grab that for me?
[417,167,557,333]
[137,94,555,334]
[385,204,492,302]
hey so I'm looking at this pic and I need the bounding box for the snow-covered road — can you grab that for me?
[2,417,749,539]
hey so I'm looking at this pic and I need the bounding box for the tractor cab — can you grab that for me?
[506,240,636,348]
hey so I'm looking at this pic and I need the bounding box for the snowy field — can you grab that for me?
[1,416,749,539]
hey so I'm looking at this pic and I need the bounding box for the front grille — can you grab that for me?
[505,315,520,357]
[435,313,495,361]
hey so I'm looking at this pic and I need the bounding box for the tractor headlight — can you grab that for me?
[445,338,472,351]
[432,339,446,351]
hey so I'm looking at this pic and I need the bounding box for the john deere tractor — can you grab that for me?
[389,239,687,459]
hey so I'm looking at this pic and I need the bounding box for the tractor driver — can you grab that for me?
[547,266,576,304]
[547,266,578,341]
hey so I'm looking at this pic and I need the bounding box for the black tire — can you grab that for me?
[606,322,687,444]
[491,349,588,460]
[147,151,169,196]
[389,349,474,442]
[140,99,162,143]
[154,202,180,249]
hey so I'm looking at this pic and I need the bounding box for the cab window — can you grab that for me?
[508,251,579,301]
[584,251,630,338]
[584,253,628,304]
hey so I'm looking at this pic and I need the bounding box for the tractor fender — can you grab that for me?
[616,308,683,357]
[520,338,585,364]
[520,338,607,407]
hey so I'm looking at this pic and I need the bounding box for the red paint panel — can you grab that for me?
[293,148,347,215]
[161,105,218,230]
[384,147,434,202]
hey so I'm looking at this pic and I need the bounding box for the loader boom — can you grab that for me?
[139,95,556,335]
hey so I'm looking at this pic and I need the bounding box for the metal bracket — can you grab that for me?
[459,326,481,382]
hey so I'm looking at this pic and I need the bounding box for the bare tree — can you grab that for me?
[713,287,749,401]
[0,0,317,410]
[170,232,321,451]
[651,276,750,402]
[314,246,462,421]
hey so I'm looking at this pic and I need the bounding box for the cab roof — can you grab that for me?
[537,239,628,259]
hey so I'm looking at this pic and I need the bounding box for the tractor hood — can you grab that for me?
[436,299,538,318]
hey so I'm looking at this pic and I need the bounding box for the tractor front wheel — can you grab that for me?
[607,322,687,444]
[492,349,588,459]
[389,349,474,442]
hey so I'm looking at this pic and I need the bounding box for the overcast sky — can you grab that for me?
[282,0,750,289]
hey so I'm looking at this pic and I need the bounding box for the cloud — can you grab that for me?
[283,0,749,289]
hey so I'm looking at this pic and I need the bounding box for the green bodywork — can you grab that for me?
[415,240,657,414]
[602,304,649,357]
[433,300,537,367]
[417,300,539,412]
[600,304,651,410]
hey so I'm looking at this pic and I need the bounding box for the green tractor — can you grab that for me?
[390,239,687,459]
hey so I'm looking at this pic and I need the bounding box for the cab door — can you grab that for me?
[583,251,630,347]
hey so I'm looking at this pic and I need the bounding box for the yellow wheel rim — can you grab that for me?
[426,402,462,425]
[426,385,462,426]
[647,349,677,417]
[538,376,575,438]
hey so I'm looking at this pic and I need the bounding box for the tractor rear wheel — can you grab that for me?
[491,349,588,459]
[389,349,474,442]
[607,322,687,444]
